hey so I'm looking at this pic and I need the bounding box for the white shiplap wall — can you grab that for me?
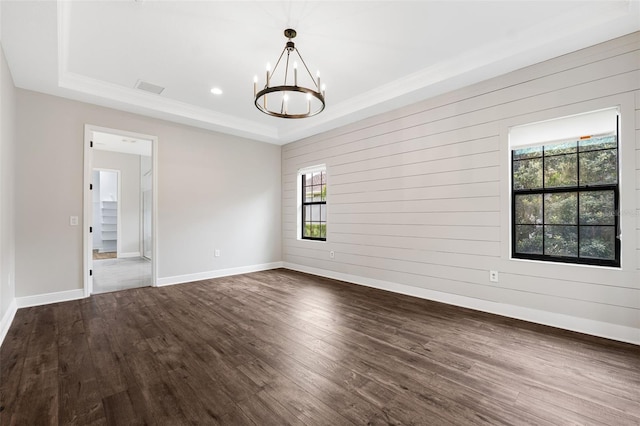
[282,32,640,344]
[636,89,640,272]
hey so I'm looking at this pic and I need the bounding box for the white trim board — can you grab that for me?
[0,299,18,347]
[157,262,284,287]
[84,124,160,297]
[283,262,640,346]
[16,289,85,309]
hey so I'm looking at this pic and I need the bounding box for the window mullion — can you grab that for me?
[300,167,327,242]
[541,148,546,256]
[511,125,619,267]
[576,148,581,260]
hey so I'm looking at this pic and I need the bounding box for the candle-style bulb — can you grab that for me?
[266,63,271,87]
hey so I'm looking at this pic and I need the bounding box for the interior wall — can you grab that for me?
[282,32,640,342]
[94,150,141,256]
[14,90,282,297]
[0,44,16,324]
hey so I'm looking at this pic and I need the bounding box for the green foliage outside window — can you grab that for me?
[512,134,618,265]
[302,170,327,240]
[304,223,327,239]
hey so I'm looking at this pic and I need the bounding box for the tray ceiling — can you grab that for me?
[2,1,639,144]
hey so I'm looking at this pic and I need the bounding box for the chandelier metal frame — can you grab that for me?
[254,29,325,119]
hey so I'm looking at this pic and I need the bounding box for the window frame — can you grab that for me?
[510,121,620,268]
[300,167,327,241]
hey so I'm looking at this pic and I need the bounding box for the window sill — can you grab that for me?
[509,256,621,270]
[298,238,326,243]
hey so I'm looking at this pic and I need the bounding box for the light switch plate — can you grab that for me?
[70,216,79,226]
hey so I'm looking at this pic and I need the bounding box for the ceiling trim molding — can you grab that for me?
[58,71,279,142]
[55,0,279,143]
[51,0,640,145]
[277,0,639,143]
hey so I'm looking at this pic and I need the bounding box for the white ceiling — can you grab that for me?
[93,131,152,157]
[2,1,639,145]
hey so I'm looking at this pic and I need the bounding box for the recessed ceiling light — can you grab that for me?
[210,87,223,95]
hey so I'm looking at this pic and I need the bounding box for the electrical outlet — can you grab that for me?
[489,270,499,283]
[69,216,79,226]
[329,250,335,259]
[214,249,220,257]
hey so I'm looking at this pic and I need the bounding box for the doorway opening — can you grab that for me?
[83,125,158,296]
[92,168,120,260]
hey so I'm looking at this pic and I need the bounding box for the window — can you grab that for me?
[511,109,620,267]
[301,167,326,240]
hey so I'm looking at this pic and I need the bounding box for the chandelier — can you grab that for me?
[254,29,325,119]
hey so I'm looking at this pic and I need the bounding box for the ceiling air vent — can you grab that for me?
[135,80,165,95]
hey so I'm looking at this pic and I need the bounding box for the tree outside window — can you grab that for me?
[512,133,619,266]
[301,169,326,241]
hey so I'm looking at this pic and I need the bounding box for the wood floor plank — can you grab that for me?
[218,404,258,426]
[57,332,106,425]
[54,301,85,346]
[8,306,59,425]
[0,308,36,426]
[515,390,638,426]
[81,315,133,398]
[163,368,228,425]
[1,269,638,425]
[470,357,640,423]
[237,389,306,426]
[101,388,152,426]
[215,293,491,424]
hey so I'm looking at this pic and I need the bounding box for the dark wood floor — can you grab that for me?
[1,269,639,425]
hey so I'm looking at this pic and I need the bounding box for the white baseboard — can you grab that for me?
[157,261,284,287]
[16,289,85,308]
[118,252,141,259]
[0,298,18,347]
[283,262,640,346]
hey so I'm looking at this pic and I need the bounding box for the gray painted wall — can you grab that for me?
[14,90,282,297]
[0,45,16,323]
[282,32,640,339]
